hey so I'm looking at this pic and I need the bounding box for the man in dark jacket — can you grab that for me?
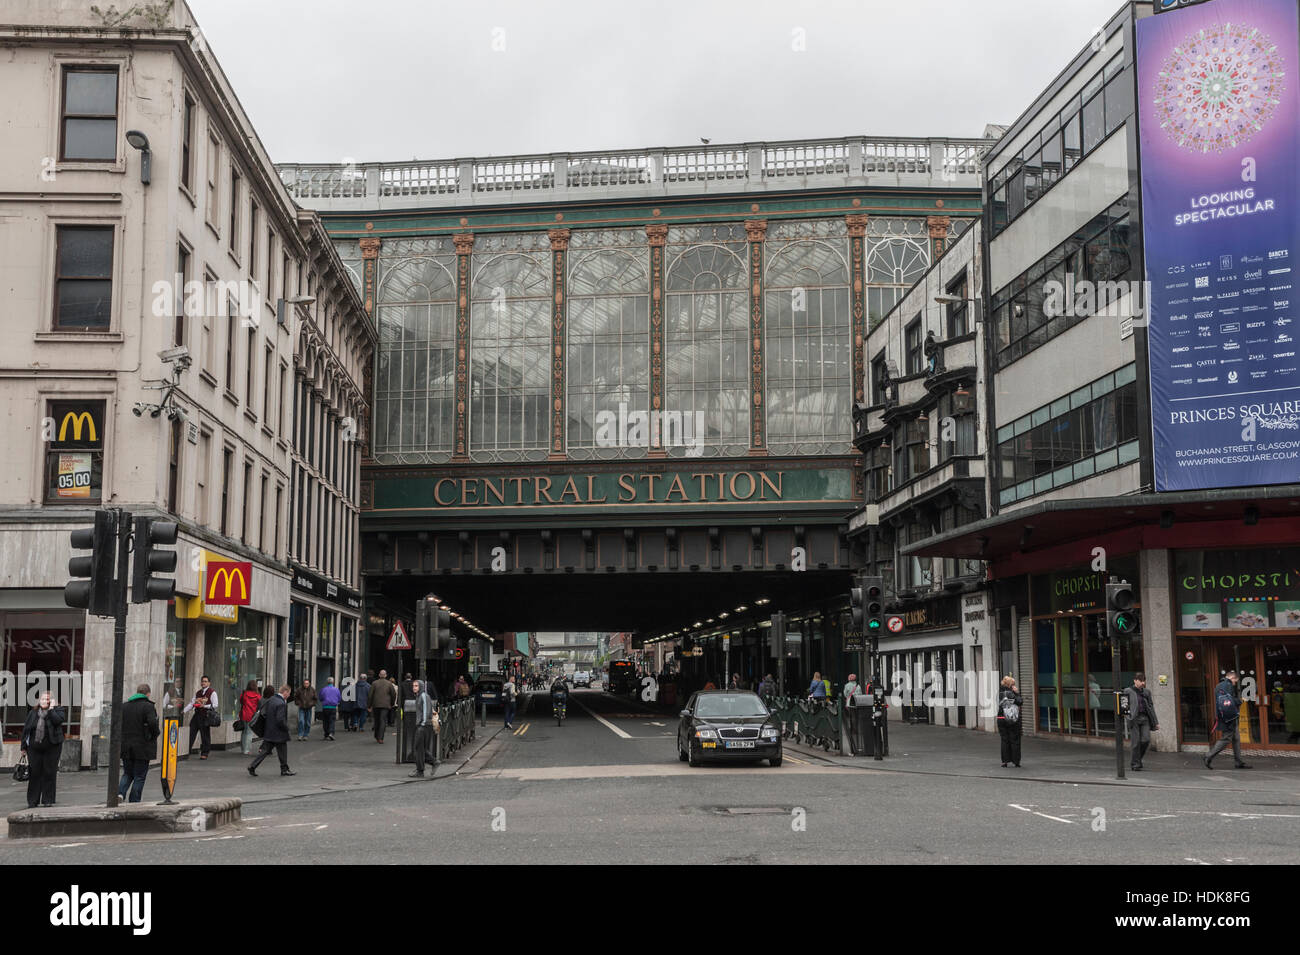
[996,676,1023,768]
[369,670,398,742]
[1122,673,1158,771]
[118,683,160,802]
[1205,670,1251,770]
[353,673,371,733]
[248,685,295,776]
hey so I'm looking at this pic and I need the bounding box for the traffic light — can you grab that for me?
[769,612,786,656]
[436,608,453,659]
[1106,578,1138,637]
[65,509,117,617]
[415,597,431,657]
[851,579,865,629]
[131,516,177,603]
[862,575,884,637]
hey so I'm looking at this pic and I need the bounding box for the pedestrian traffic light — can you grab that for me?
[1106,578,1138,637]
[862,575,884,636]
[65,509,117,617]
[131,516,178,603]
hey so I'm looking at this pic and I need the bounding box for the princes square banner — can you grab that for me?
[1138,0,1300,491]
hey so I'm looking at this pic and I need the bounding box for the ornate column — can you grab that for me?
[548,228,571,460]
[846,214,869,405]
[358,235,381,316]
[452,233,475,461]
[646,223,668,455]
[927,214,951,262]
[745,219,767,455]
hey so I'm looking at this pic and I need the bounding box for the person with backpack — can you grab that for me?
[1204,669,1251,770]
[502,674,518,730]
[237,680,261,755]
[808,672,827,700]
[996,675,1022,768]
[1122,672,1158,771]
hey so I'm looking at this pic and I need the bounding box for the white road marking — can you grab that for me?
[51,843,86,848]
[1009,803,1074,824]
[573,696,632,739]
[1185,857,1212,865]
[273,823,317,829]
[198,834,245,841]
[648,721,664,726]
[314,824,328,830]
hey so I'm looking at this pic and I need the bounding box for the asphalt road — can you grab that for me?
[2,689,1297,864]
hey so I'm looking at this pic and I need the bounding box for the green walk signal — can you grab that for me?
[1105,579,1138,638]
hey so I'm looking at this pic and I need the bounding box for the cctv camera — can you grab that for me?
[158,345,191,365]
[133,405,143,417]
[150,407,161,418]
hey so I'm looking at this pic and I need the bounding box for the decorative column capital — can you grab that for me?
[645,223,668,247]
[453,232,476,256]
[845,214,869,238]
[926,215,951,239]
[358,236,382,259]
[744,219,768,243]
[548,228,571,251]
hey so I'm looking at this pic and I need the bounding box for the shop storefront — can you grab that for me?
[0,599,86,744]
[290,565,362,689]
[877,592,982,728]
[1029,557,1143,739]
[1173,547,1300,752]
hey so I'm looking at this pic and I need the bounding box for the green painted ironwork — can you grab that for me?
[436,698,477,761]
[764,695,842,753]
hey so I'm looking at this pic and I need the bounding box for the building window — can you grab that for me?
[249,201,260,280]
[259,473,268,552]
[566,246,650,457]
[180,92,195,192]
[938,387,977,461]
[765,237,852,453]
[175,243,190,347]
[245,327,256,407]
[229,168,241,254]
[945,272,970,339]
[904,318,923,376]
[906,417,928,479]
[865,444,891,502]
[470,250,551,459]
[167,418,182,514]
[278,363,288,436]
[220,447,233,535]
[870,351,888,406]
[265,227,274,296]
[53,225,114,330]
[197,429,211,523]
[59,67,118,162]
[274,485,283,559]
[242,460,253,543]
[263,346,274,422]
[225,296,237,395]
[44,400,105,504]
[206,133,221,227]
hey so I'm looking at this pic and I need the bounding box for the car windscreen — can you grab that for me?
[694,694,768,719]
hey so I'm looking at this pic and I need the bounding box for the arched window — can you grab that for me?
[867,235,929,327]
[471,250,551,460]
[664,239,748,456]
[374,255,457,463]
[567,244,649,457]
[764,237,852,453]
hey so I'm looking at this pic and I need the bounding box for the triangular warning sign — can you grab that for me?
[386,620,412,650]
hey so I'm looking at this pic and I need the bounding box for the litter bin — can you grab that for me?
[848,696,872,755]
[399,699,417,763]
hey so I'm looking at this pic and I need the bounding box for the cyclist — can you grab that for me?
[551,676,569,724]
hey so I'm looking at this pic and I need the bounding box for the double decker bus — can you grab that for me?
[608,660,638,695]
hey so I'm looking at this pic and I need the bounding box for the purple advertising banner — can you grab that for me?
[1138,0,1300,491]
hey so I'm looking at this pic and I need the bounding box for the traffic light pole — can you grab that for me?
[106,508,131,808]
[1112,622,1125,781]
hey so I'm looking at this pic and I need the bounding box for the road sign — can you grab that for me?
[387,620,412,650]
[886,615,904,634]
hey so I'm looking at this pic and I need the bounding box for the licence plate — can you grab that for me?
[725,740,756,749]
[702,742,717,749]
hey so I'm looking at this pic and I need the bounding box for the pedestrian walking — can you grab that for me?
[237,680,261,755]
[808,671,827,700]
[369,670,397,742]
[409,680,438,778]
[1122,672,1158,771]
[183,675,218,759]
[20,691,65,808]
[1204,669,1252,770]
[997,676,1022,768]
[339,677,356,732]
[319,677,341,740]
[118,683,160,803]
[502,674,518,730]
[454,675,470,699]
[758,673,776,697]
[842,673,862,704]
[293,679,318,740]
[353,672,371,732]
[248,685,295,777]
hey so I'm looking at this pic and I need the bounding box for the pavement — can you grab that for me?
[0,705,509,828]
[782,716,1300,795]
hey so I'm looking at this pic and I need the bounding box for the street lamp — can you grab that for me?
[125,130,151,185]
[277,295,316,328]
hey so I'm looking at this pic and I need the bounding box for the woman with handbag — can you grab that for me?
[237,680,261,755]
[20,691,66,807]
[182,675,219,759]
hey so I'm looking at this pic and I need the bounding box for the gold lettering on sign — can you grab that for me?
[435,478,458,506]
[586,474,607,503]
[729,471,756,500]
[758,472,782,500]
[665,475,688,502]
[484,478,506,506]
[617,474,636,502]
[560,476,581,503]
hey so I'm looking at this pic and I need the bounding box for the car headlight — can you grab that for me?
[695,728,717,739]
[761,727,780,740]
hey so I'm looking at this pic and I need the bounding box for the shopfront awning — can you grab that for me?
[902,484,1300,565]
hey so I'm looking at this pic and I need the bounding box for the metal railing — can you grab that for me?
[277,135,993,210]
[437,698,476,761]
[764,695,842,753]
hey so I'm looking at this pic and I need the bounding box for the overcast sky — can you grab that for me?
[188,0,1129,164]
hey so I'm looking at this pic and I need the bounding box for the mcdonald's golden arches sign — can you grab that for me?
[206,561,253,606]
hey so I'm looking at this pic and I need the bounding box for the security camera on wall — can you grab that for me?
[158,346,192,370]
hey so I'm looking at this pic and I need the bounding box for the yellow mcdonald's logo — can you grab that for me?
[58,411,97,443]
[208,565,249,601]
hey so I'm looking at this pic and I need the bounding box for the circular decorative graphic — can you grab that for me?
[1153,20,1287,154]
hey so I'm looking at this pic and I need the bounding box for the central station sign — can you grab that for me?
[371,465,855,511]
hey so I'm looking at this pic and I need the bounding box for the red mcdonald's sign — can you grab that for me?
[206,561,252,606]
